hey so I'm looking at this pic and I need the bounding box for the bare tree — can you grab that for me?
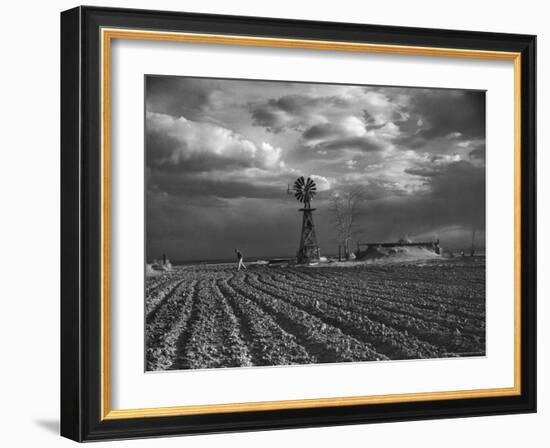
[328,186,365,260]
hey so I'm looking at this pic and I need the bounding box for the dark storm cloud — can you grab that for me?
[415,90,485,140]
[393,89,486,151]
[148,169,289,200]
[362,110,393,131]
[349,179,408,201]
[249,106,283,132]
[301,120,390,159]
[146,192,304,262]
[146,76,214,120]
[302,123,341,140]
[404,166,444,178]
[316,136,385,153]
[366,160,485,234]
[468,141,486,162]
[249,94,350,132]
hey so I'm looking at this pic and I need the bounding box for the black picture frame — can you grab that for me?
[61,5,536,442]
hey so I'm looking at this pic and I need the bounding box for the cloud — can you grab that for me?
[146,77,230,123]
[150,169,291,200]
[361,90,410,126]
[146,111,301,203]
[403,153,462,178]
[310,174,332,191]
[404,89,486,141]
[249,94,351,133]
[302,123,342,140]
[345,160,357,169]
[469,148,484,160]
[315,136,385,153]
[146,112,283,172]
[249,88,408,139]
[301,116,397,159]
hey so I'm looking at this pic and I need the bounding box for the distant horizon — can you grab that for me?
[148,243,487,265]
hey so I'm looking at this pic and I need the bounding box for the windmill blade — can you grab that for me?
[292,176,318,203]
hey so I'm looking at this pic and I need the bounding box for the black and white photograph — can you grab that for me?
[144,75,486,372]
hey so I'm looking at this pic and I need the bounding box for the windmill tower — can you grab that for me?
[290,176,320,263]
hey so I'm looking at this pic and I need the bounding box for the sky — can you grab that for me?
[145,76,486,262]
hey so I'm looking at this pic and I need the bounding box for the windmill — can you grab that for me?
[290,176,321,263]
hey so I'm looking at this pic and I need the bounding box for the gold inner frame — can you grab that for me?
[100,27,522,421]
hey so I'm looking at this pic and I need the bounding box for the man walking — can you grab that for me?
[235,248,246,271]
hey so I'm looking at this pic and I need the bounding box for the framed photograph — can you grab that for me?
[60,6,536,442]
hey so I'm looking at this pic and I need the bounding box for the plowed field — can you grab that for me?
[145,259,485,371]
